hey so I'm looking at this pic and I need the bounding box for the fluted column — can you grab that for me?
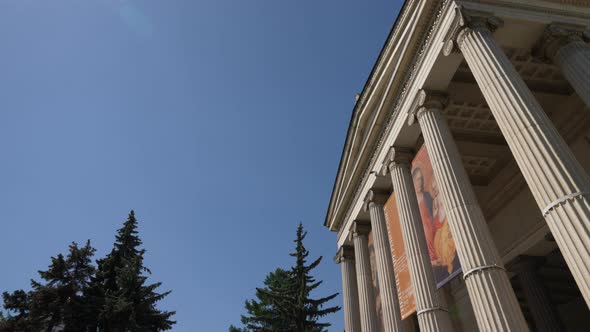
[364,190,404,332]
[536,24,590,107]
[408,90,529,331]
[336,246,362,332]
[351,221,379,332]
[510,256,563,332]
[381,147,453,332]
[446,8,590,309]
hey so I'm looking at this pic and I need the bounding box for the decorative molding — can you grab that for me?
[337,0,451,241]
[330,0,431,232]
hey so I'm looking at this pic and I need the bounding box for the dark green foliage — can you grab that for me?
[229,325,248,332]
[0,210,175,332]
[232,223,340,332]
[1,241,96,332]
[240,268,291,331]
[0,290,36,331]
[29,241,96,332]
[288,223,340,331]
[92,211,175,332]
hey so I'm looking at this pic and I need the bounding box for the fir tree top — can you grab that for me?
[114,210,143,260]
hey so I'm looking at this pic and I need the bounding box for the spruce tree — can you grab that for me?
[1,210,175,331]
[1,241,96,332]
[233,224,340,332]
[29,241,97,332]
[239,268,291,331]
[92,210,175,331]
[0,289,35,331]
[282,223,340,332]
[228,325,248,332]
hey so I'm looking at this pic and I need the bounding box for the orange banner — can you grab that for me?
[383,193,416,319]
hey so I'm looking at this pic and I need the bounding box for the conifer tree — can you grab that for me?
[30,241,97,331]
[1,210,175,332]
[239,268,291,331]
[92,210,175,331]
[1,241,96,332]
[280,223,340,331]
[228,325,248,332]
[233,224,340,332]
[0,289,35,331]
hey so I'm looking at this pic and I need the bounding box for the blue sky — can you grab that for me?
[0,0,401,330]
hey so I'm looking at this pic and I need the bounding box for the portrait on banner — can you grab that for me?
[411,145,462,288]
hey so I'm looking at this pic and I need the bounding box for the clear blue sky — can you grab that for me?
[0,1,402,330]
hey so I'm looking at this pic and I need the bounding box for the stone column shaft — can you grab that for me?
[383,149,454,332]
[336,246,362,332]
[365,191,404,331]
[511,257,562,332]
[452,11,590,308]
[539,25,590,108]
[352,222,379,332]
[411,92,529,331]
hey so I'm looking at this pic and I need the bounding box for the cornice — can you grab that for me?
[336,0,450,240]
[328,0,432,232]
[325,0,416,231]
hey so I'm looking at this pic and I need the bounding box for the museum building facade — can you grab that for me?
[325,0,590,331]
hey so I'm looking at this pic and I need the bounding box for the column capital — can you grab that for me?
[443,7,503,56]
[408,89,448,125]
[334,245,355,264]
[350,220,371,240]
[382,147,414,175]
[363,190,389,211]
[534,23,590,61]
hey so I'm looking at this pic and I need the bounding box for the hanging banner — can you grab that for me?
[368,232,385,332]
[383,193,417,319]
[411,145,462,288]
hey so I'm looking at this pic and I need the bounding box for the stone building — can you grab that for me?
[325,0,590,331]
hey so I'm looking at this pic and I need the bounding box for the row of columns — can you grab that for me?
[335,7,590,332]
